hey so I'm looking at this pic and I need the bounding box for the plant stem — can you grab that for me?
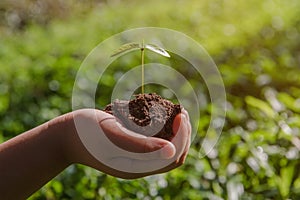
[141,40,145,94]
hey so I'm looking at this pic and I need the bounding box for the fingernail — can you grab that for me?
[160,143,176,159]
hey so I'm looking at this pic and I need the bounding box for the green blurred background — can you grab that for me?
[1,0,300,199]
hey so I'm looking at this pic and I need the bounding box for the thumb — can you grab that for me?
[100,118,176,159]
[142,137,176,159]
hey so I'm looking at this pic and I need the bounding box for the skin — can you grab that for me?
[0,109,191,200]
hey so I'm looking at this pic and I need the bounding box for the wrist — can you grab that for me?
[47,112,76,166]
[51,110,97,166]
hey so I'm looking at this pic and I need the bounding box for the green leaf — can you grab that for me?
[245,96,276,118]
[145,44,171,57]
[111,42,171,58]
[278,92,300,112]
[51,180,63,194]
[277,164,295,198]
[110,42,140,57]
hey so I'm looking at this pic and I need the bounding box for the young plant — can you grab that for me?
[107,42,180,141]
[111,41,170,94]
[104,92,181,140]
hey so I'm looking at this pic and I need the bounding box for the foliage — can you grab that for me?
[1,0,300,199]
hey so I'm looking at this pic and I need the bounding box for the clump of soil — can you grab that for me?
[104,93,181,141]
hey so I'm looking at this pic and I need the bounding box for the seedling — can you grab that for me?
[111,41,170,94]
[107,41,180,141]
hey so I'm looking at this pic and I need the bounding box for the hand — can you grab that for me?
[64,108,191,179]
[0,108,191,199]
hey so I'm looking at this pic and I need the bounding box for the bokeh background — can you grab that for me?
[1,0,300,199]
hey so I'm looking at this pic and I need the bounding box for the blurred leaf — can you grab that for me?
[51,180,63,195]
[277,163,295,198]
[0,95,9,114]
[278,92,300,113]
[245,96,276,118]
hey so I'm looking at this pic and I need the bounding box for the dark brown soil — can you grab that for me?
[104,93,181,141]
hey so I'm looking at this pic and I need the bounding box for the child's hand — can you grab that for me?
[65,108,191,179]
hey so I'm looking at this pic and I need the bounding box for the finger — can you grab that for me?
[146,134,191,175]
[107,151,178,173]
[173,113,191,167]
[182,108,192,136]
[181,108,189,120]
[100,118,176,159]
[178,111,192,163]
[104,114,191,176]
[176,136,191,165]
[173,108,192,162]
[171,113,189,158]
[159,137,191,173]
